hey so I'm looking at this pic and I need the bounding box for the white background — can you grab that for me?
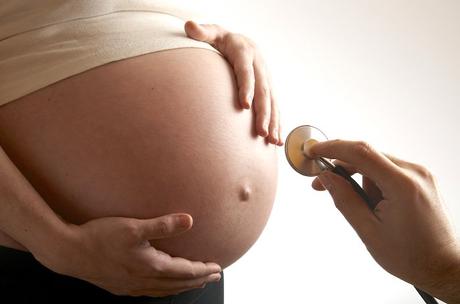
[192,1,460,303]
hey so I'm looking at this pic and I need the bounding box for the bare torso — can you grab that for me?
[0,48,278,268]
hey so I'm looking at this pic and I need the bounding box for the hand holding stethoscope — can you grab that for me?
[285,125,460,304]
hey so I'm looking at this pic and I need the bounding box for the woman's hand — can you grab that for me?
[185,21,282,146]
[37,213,221,297]
[310,140,460,303]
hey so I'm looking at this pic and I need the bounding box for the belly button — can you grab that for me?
[239,185,252,202]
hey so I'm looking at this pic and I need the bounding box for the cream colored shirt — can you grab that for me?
[0,0,216,106]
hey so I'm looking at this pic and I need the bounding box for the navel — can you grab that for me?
[239,184,252,202]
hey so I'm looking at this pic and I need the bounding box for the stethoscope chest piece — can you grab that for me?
[285,125,329,177]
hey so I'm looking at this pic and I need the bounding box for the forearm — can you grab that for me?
[0,145,72,259]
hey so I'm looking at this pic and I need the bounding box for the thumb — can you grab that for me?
[137,213,193,241]
[184,20,226,45]
[318,171,378,243]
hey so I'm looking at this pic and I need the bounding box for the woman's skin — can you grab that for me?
[0,156,220,297]
[310,140,460,303]
[0,22,280,297]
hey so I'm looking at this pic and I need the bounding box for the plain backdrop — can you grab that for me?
[191,0,460,303]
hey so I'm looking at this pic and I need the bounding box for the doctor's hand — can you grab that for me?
[185,20,282,146]
[39,213,221,297]
[309,140,460,303]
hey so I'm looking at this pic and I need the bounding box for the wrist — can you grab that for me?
[30,221,82,276]
[416,246,460,303]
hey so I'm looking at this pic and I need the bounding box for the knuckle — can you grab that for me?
[399,171,418,189]
[189,278,206,289]
[229,33,248,43]
[235,34,256,48]
[236,65,253,77]
[332,197,346,212]
[258,84,270,99]
[353,141,374,159]
[122,221,142,239]
[151,260,166,275]
[156,220,170,236]
[412,164,434,181]
[399,172,425,200]
[225,34,246,49]
[185,266,198,279]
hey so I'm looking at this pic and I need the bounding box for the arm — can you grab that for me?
[0,144,71,260]
[0,145,221,296]
[310,140,460,303]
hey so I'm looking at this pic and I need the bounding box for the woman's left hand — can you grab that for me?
[185,21,282,146]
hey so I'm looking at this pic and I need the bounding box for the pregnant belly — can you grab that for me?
[0,48,278,269]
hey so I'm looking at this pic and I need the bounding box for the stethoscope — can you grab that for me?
[285,125,438,304]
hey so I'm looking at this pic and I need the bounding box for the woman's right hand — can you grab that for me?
[37,213,222,297]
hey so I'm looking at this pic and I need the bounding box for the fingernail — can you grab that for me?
[278,137,284,146]
[208,273,221,282]
[261,123,269,137]
[175,214,191,228]
[318,172,332,191]
[206,263,221,273]
[246,92,253,105]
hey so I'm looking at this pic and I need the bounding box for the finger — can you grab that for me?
[266,70,280,145]
[363,176,384,204]
[267,93,279,144]
[184,21,227,46]
[310,140,402,191]
[312,160,353,191]
[164,272,221,291]
[331,161,384,204]
[313,160,383,202]
[153,253,222,279]
[317,171,379,244]
[133,273,221,296]
[277,121,284,146]
[312,177,326,191]
[253,57,271,137]
[138,213,193,240]
[383,152,424,171]
[383,153,436,187]
[232,52,255,109]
